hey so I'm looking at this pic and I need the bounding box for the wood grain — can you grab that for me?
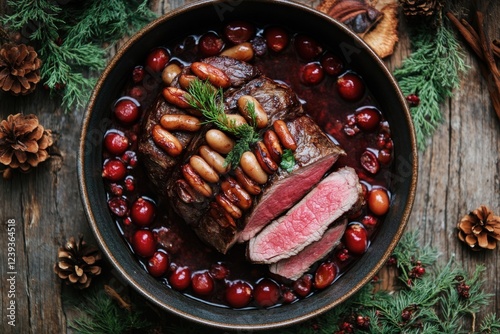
[0,0,499,333]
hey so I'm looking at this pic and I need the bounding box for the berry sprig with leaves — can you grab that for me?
[0,0,156,111]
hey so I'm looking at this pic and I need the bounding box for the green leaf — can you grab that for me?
[280,149,296,172]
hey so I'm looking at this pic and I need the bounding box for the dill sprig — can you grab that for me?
[187,79,260,167]
[1,0,156,111]
[394,18,468,150]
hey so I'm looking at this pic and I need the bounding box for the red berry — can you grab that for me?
[145,47,170,72]
[294,34,323,61]
[131,229,156,258]
[368,188,390,216]
[406,94,420,107]
[107,196,128,217]
[360,150,380,174]
[128,86,147,102]
[314,262,336,289]
[361,215,378,228]
[355,108,381,131]
[102,159,127,181]
[191,271,215,295]
[377,148,392,165]
[198,32,224,57]
[223,21,255,44]
[337,73,365,102]
[336,248,350,262]
[114,99,140,124]
[169,267,191,291]
[344,223,368,255]
[281,289,297,304]
[147,250,169,277]
[124,176,135,192]
[225,281,253,308]
[130,197,156,227]
[320,52,344,76]
[300,62,324,86]
[254,279,280,307]
[132,66,145,83]
[293,274,312,298]
[104,131,129,156]
[210,263,230,280]
[264,26,289,52]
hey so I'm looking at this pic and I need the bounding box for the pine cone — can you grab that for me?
[0,43,42,95]
[0,113,54,178]
[457,205,500,251]
[399,0,443,17]
[54,235,103,289]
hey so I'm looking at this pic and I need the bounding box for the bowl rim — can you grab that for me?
[78,0,418,329]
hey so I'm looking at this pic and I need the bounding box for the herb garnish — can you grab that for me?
[280,149,295,172]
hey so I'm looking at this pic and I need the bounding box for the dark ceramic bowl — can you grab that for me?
[78,0,417,330]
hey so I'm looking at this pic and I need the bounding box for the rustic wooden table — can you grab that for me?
[1,0,499,333]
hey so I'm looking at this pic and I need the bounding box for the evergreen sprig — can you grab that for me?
[1,0,156,111]
[394,18,468,150]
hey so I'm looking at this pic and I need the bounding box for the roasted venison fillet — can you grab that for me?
[247,167,363,264]
[269,218,348,280]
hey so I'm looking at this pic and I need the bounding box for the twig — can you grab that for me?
[104,284,132,311]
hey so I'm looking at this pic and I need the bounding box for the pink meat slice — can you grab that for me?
[247,167,361,264]
[269,219,348,280]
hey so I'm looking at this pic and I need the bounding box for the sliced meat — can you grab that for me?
[203,56,260,87]
[269,218,348,280]
[238,115,345,243]
[247,167,363,264]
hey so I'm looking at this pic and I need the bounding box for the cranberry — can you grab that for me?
[337,73,365,102]
[102,159,126,181]
[191,271,215,295]
[109,183,123,196]
[320,52,344,76]
[264,26,289,52]
[368,188,390,216]
[360,150,380,174]
[124,176,135,192]
[378,148,392,165]
[406,94,420,107]
[362,215,379,228]
[281,288,297,304]
[293,274,312,298]
[223,21,255,44]
[336,248,350,262]
[104,131,129,156]
[314,262,336,289]
[131,229,156,258]
[107,196,128,217]
[344,223,368,255]
[145,47,170,72]
[114,99,140,124]
[225,281,253,308]
[210,263,230,280]
[254,279,280,307]
[169,267,191,291]
[147,250,169,277]
[132,66,145,83]
[293,34,323,61]
[300,62,324,86]
[130,197,156,227]
[198,32,224,57]
[355,108,381,131]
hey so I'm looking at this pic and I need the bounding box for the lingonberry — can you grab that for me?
[145,47,170,72]
[337,73,365,102]
[314,262,336,289]
[264,26,289,52]
[169,267,191,291]
[368,188,390,216]
[147,250,169,277]
[320,52,344,76]
[223,20,255,44]
[102,159,127,182]
[300,62,324,86]
[198,32,224,57]
[254,279,280,307]
[225,281,253,308]
[104,131,129,156]
[131,229,156,258]
[130,197,156,227]
[355,108,381,131]
[294,34,323,60]
[344,223,368,255]
[114,98,140,124]
[191,271,215,295]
